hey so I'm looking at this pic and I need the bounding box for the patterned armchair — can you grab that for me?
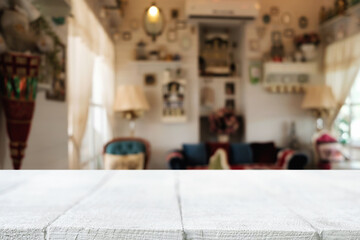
[103,138,151,169]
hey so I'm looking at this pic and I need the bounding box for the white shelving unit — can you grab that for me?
[320,4,360,46]
[131,61,182,68]
[263,62,319,94]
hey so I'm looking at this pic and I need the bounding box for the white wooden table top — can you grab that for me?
[0,171,360,240]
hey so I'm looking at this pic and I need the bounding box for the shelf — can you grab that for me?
[131,61,182,67]
[263,62,318,94]
[320,4,360,30]
[264,62,318,75]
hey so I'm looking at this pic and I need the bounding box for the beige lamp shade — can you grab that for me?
[114,85,150,112]
[302,85,337,110]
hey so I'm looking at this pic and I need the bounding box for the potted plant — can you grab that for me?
[209,108,239,142]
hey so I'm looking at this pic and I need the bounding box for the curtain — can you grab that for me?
[67,0,115,169]
[325,33,360,127]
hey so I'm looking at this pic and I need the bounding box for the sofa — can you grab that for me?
[167,142,308,170]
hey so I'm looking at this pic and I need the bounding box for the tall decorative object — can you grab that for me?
[162,70,187,123]
[0,52,41,169]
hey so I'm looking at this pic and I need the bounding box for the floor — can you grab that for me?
[0,171,360,239]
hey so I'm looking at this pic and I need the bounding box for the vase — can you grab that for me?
[301,44,317,61]
[218,134,229,143]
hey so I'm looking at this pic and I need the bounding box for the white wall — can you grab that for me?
[0,92,68,169]
[243,0,330,147]
[115,0,331,169]
[115,0,198,169]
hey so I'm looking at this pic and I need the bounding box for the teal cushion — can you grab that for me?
[230,143,253,165]
[183,144,208,166]
[105,141,145,155]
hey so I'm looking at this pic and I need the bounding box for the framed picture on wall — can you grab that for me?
[162,78,187,123]
[225,99,235,111]
[122,31,132,41]
[176,20,187,30]
[46,43,66,101]
[167,29,178,43]
[249,39,260,52]
[284,28,295,38]
[225,82,235,95]
[144,73,157,86]
[249,60,262,85]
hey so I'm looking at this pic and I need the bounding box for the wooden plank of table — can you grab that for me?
[179,172,319,240]
[0,171,39,194]
[0,171,109,240]
[254,171,360,239]
[48,172,183,240]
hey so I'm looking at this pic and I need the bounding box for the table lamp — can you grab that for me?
[114,85,150,136]
[302,85,337,131]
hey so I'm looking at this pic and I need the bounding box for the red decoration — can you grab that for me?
[0,52,40,169]
[2,98,35,169]
[209,108,239,135]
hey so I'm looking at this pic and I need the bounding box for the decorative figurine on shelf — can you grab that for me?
[162,69,187,123]
[136,40,147,60]
[270,31,284,62]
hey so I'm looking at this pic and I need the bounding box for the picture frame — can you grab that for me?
[46,44,66,101]
[281,12,292,26]
[271,31,282,43]
[270,6,280,16]
[130,19,139,31]
[144,73,157,86]
[263,14,271,24]
[299,16,309,29]
[249,39,260,52]
[180,35,192,51]
[284,28,295,38]
[256,26,266,38]
[176,20,187,30]
[225,82,235,95]
[249,60,262,85]
[122,31,132,41]
[167,29,178,43]
[171,9,179,19]
[225,99,235,111]
[162,79,187,123]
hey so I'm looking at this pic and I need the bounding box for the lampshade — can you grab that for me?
[302,85,337,110]
[114,85,150,112]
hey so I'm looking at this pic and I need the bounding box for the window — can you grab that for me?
[80,57,111,169]
[334,70,360,161]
